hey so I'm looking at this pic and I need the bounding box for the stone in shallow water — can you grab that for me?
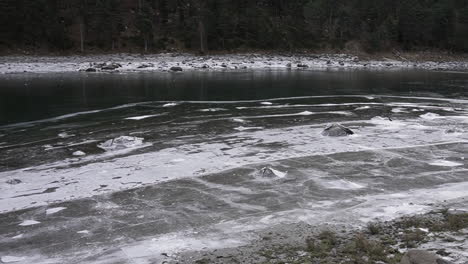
[400,250,453,264]
[98,136,144,151]
[321,123,354,137]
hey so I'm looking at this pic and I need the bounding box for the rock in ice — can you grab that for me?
[6,179,22,185]
[260,167,286,178]
[321,123,354,137]
[98,136,144,151]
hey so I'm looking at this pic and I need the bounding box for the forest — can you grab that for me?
[0,0,467,54]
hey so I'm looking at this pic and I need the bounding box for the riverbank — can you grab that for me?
[173,208,468,264]
[1,52,468,74]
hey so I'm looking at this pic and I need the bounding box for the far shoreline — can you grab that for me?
[1,52,468,75]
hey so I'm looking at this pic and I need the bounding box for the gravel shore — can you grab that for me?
[1,53,468,74]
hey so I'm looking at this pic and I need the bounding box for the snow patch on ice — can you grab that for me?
[1,256,27,263]
[319,179,366,190]
[72,151,86,156]
[58,132,74,138]
[429,160,463,167]
[420,112,441,120]
[46,207,66,215]
[269,168,287,178]
[19,220,40,226]
[119,232,247,264]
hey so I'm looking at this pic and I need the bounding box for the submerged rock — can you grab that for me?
[98,136,144,151]
[400,250,453,264]
[321,124,354,137]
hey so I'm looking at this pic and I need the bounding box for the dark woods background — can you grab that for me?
[1,0,467,54]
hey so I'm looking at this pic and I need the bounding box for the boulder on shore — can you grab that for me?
[400,250,453,264]
[321,123,354,137]
[170,66,183,72]
[137,63,154,69]
[101,62,122,70]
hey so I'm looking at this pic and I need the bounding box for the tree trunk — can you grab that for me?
[198,19,207,54]
[79,20,85,53]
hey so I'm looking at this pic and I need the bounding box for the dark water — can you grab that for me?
[1,70,467,125]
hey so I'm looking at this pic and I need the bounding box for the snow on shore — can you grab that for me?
[1,53,468,74]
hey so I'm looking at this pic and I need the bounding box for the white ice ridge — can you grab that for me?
[0,102,151,129]
[1,115,467,213]
[125,114,163,120]
[1,95,465,129]
[162,102,178,107]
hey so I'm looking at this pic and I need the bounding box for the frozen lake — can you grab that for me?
[0,70,467,263]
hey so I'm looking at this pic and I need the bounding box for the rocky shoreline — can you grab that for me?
[1,53,468,74]
[171,209,468,264]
